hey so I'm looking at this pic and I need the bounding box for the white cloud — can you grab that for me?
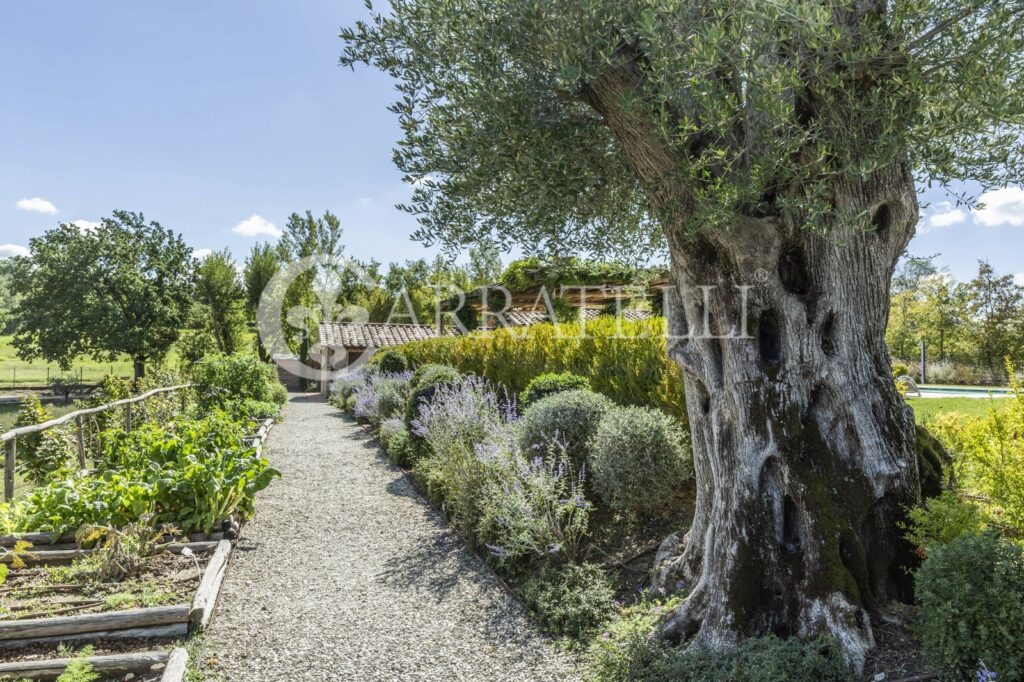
[232,214,281,238]
[975,187,1024,227]
[919,201,966,234]
[72,219,101,233]
[194,248,213,261]
[1015,273,1024,287]
[16,197,58,214]
[0,243,30,258]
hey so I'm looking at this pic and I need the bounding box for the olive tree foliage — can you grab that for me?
[342,1,1024,257]
[10,211,194,379]
[342,0,1024,666]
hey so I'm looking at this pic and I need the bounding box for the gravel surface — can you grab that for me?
[198,393,580,681]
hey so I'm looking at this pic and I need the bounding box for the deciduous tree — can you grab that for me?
[11,211,193,380]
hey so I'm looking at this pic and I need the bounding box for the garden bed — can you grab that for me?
[0,646,187,681]
[0,539,232,652]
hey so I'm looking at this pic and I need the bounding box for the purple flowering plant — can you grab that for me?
[478,438,592,564]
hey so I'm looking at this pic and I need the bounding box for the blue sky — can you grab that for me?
[1,1,1022,283]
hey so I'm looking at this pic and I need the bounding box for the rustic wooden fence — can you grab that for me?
[1,384,192,501]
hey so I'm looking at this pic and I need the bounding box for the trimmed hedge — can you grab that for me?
[519,372,590,407]
[518,389,610,468]
[398,317,686,422]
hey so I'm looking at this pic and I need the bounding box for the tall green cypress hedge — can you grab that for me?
[397,317,686,422]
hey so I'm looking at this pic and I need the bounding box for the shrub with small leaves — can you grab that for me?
[518,389,609,469]
[589,405,691,514]
[14,395,75,485]
[411,375,511,529]
[478,443,591,564]
[521,562,616,641]
[375,349,409,374]
[405,363,462,427]
[914,531,1024,681]
[519,372,590,407]
[380,417,416,467]
[902,490,987,556]
[353,372,412,425]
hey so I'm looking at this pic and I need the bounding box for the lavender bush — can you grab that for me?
[352,371,412,425]
[478,441,592,564]
[411,376,516,530]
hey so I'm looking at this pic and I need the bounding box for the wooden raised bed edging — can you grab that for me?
[0,649,170,680]
[0,539,237,648]
[188,539,232,632]
[162,646,189,682]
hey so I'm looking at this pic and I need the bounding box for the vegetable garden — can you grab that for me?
[0,354,284,680]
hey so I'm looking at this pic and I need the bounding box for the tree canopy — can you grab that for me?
[195,249,248,355]
[9,211,194,378]
[342,1,1024,256]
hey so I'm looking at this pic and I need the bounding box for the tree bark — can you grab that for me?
[132,357,146,382]
[654,167,920,670]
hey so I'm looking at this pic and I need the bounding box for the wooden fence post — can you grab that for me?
[76,415,87,469]
[4,439,15,502]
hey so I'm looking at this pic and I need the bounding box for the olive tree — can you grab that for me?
[342,0,1024,666]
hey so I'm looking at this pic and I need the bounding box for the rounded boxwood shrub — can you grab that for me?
[376,349,409,374]
[405,364,462,426]
[521,562,615,640]
[914,531,1024,680]
[589,406,691,514]
[517,389,610,468]
[519,371,591,407]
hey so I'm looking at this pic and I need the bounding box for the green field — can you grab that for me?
[906,396,1006,423]
[0,334,190,389]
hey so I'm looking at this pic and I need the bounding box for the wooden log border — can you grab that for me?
[0,540,221,566]
[162,646,189,682]
[0,415,267,653]
[0,649,170,680]
[0,540,235,647]
[188,539,232,632]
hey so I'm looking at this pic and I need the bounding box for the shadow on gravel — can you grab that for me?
[375,525,539,645]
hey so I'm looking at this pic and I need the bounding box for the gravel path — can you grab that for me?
[199,393,580,681]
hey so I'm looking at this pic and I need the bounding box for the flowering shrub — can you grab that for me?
[521,562,616,640]
[517,389,610,469]
[519,372,590,407]
[352,372,412,425]
[930,362,1024,536]
[914,532,1024,681]
[405,364,463,426]
[478,445,591,564]
[589,406,691,514]
[379,417,415,467]
[412,376,514,530]
[330,368,374,410]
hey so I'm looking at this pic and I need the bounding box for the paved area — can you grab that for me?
[199,393,578,681]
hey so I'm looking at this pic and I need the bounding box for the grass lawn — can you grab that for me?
[906,396,1007,423]
[0,334,186,389]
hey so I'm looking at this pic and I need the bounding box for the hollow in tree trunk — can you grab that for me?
[654,167,920,670]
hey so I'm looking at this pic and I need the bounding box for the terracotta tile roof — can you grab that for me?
[488,308,652,328]
[318,322,448,349]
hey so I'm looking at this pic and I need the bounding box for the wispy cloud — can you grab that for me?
[16,197,58,214]
[72,219,101,233]
[194,248,213,261]
[919,201,966,234]
[0,243,30,258]
[233,214,282,238]
[975,187,1024,227]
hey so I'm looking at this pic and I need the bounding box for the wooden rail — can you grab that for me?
[1,384,192,502]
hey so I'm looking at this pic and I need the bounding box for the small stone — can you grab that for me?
[874,673,886,681]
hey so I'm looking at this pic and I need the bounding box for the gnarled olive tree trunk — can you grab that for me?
[655,170,920,668]
[581,46,922,666]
